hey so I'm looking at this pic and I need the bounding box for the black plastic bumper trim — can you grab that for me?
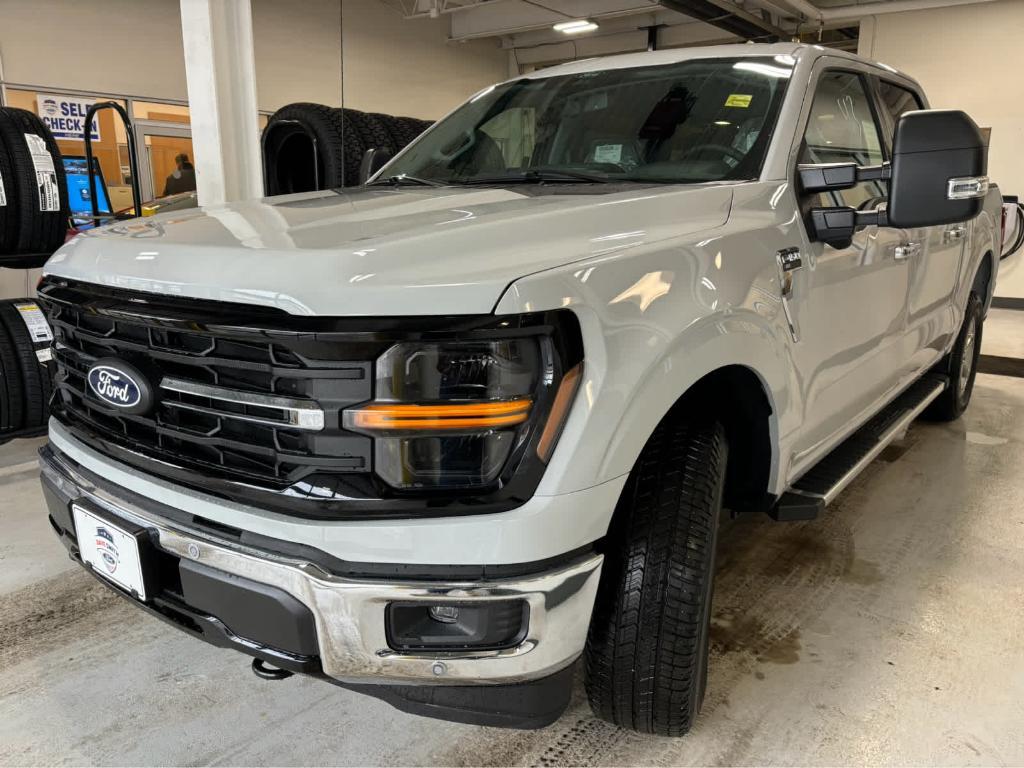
[333,663,575,729]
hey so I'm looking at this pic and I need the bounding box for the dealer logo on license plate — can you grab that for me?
[94,527,120,574]
[73,506,148,601]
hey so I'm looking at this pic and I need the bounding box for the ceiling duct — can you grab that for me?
[659,0,787,40]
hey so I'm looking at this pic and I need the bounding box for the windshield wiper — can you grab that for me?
[453,169,611,185]
[368,174,444,187]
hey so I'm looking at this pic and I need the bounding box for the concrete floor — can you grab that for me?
[2,324,1023,765]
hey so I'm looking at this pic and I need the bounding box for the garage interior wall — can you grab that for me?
[858,0,1024,299]
[0,0,507,298]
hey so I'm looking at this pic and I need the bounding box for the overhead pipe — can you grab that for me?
[770,0,997,23]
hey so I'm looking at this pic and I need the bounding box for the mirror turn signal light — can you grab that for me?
[347,398,533,431]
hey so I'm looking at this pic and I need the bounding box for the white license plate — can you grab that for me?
[73,505,147,601]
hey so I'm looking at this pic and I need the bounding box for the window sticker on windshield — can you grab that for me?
[593,144,623,164]
[725,94,753,108]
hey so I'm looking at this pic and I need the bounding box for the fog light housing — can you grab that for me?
[386,600,529,651]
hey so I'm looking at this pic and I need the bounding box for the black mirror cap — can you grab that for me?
[888,109,988,228]
[359,147,394,185]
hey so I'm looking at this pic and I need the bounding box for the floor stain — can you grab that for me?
[842,557,884,586]
[0,569,126,672]
[710,613,802,665]
[878,442,912,462]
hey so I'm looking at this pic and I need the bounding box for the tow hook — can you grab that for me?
[251,658,294,681]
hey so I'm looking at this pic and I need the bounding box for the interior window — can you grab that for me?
[877,80,924,137]
[480,107,537,170]
[800,71,886,209]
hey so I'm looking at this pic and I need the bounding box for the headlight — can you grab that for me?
[344,322,582,492]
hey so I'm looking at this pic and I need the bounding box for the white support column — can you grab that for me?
[179,0,262,205]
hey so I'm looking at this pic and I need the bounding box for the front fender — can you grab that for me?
[496,211,797,498]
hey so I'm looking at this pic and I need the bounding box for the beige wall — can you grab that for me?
[0,0,505,117]
[340,1,506,119]
[858,0,1024,298]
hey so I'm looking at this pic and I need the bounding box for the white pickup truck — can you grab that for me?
[37,43,1001,734]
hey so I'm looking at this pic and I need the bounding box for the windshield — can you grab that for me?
[379,56,793,186]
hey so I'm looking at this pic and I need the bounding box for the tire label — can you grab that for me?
[23,133,60,212]
[15,302,54,343]
[0,168,6,207]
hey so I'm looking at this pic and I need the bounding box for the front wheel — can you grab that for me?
[925,292,983,421]
[584,418,727,736]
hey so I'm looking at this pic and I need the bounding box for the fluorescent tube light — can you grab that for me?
[553,19,599,34]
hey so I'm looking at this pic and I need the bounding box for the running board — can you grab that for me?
[769,374,948,522]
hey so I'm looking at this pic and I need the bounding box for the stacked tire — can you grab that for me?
[0,108,64,444]
[0,299,55,442]
[0,107,69,268]
[262,104,433,195]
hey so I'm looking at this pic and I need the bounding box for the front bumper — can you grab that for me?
[40,443,603,722]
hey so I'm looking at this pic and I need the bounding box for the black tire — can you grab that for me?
[924,292,983,421]
[585,418,728,736]
[0,107,68,259]
[263,103,349,194]
[394,116,431,148]
[340,109,401,185]
[0,316,25,432]
[0,299,53,431]
[0,133,18,255]
[367,113,404,155]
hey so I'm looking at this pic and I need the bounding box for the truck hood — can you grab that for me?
[45,184,732,316]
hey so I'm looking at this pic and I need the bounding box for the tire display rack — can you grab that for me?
[262,103,433,195]
[0,106,66,443]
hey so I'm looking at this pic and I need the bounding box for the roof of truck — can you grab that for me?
[519,42,915,86]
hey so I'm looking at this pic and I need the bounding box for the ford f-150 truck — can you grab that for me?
[37,43,1001,735]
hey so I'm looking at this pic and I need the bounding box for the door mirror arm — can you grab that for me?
[798,161,890,193]
[808,206,889,249]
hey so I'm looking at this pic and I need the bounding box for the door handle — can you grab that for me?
[944,225,967,244]
[894,241,922,261]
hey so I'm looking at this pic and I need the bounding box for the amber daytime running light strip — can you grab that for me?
[348,399,534,430]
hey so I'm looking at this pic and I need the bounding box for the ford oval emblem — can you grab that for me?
[86,359,153,414]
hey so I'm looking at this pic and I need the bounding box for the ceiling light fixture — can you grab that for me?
[553,19,599,34]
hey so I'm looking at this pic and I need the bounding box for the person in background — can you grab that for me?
[163,153,196,196]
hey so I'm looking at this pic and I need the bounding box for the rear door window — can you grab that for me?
[876,79,924,146]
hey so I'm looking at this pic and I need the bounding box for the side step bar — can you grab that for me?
[770,374,948,522]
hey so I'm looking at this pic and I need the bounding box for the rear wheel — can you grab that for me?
[584,417,727,736]
[925,292,983,421]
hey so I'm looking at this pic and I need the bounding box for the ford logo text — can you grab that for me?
[86,361,152,413]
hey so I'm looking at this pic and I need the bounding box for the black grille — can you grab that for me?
[39,280,376,495]
[38,278,578,520]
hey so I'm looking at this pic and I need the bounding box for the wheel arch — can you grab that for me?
[664,364,777,514]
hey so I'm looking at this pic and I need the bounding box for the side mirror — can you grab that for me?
[359,147,393,185]
[887,109,988,228]
[798,109,989,246]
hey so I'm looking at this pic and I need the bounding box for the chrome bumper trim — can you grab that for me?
[40,445,602,685]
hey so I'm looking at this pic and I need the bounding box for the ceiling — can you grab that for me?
[378,0,990,66]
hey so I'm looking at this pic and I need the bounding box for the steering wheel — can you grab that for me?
[678,143,746,164]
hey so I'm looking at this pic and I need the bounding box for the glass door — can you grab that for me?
[134,123,196,203]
